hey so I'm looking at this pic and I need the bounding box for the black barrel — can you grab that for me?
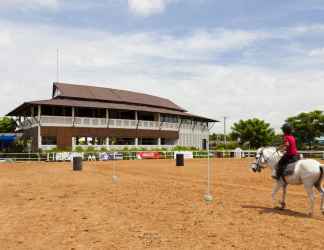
[73,156,83,171]
[176,154,184,166]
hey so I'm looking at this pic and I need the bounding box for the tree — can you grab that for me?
[0,117,16,133]
[286,110,324,149]
[230,118,275,148]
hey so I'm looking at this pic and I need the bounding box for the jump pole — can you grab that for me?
[204,137,213,203]
[112,152,118,183]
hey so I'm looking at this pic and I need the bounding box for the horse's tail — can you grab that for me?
[315,165,324,187]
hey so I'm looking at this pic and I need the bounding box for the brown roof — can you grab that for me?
[53,82,186,112]
[6,98,217,122]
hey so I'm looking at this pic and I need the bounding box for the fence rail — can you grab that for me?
[1,150,324,162]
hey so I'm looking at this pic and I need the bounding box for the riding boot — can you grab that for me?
[272,167,279,180]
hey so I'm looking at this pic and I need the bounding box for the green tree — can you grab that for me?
[286,110,324,149]
[0,117,16,133]
[230,118,275,148]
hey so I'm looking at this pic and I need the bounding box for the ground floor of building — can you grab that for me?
[21,126,208,151]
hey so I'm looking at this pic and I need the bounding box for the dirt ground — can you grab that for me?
[0,158,324,250]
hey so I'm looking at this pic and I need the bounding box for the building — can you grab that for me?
[6,82,217,151]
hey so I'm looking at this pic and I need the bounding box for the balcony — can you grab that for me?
[19,116,180,131]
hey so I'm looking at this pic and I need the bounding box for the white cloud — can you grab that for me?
[0,0,59,9]
[309,48,324,57]
[0,21,323,133]
[128,0,175,16]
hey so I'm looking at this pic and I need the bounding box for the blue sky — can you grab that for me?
[1,0,324,132]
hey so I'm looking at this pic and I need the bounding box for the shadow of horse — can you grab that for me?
[241,205,324,220]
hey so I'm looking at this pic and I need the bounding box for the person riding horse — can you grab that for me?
[272,123,299,180]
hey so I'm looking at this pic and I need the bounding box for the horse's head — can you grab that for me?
[250,147,277,173]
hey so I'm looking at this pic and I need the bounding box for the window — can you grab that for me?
[75,137,106,145]
[109,110,135,120]
[139,138,158,145]
[42,136,57,145]
[161,114,179,123]
[41,106,72,116]
[109,138,135,145]
[75,108,106,118]
[161,138,176,145]
[138,112,155,121]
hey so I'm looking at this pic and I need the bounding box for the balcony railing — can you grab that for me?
[18,116,186,131]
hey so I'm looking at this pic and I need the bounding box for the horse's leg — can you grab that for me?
[279,184,287,209]
[272,182,282,208]
[315,184,324,214]
[304,184,315,216]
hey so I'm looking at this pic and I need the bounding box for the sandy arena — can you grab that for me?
[0,158,324,249]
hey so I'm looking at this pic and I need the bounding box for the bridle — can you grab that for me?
[253,149,266,172]
[253,147,280,173]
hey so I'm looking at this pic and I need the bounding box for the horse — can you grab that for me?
[250,147,324,216]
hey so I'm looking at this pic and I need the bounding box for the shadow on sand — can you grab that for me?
[241,205,324,220]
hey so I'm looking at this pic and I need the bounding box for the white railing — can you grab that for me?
[17,116,208,132]
[41,116,73,126]
[74,117,106,128]
[19,116,182,131]
[68,145,175,150]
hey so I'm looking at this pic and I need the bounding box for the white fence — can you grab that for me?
[1,150,324,162]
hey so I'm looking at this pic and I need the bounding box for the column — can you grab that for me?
[106,108,109,125]
[31,106,34,117]
[72,107,75,126]
[37,105,41,150]
[158,138,161,146]
[135,138,139,146]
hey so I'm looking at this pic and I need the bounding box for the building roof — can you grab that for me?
[53,82,186,112]
[6,82,218,122]
[7,98,217,122]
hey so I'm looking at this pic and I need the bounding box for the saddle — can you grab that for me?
[282,155,300,177]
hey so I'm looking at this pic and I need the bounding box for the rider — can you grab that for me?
[273,123,299,180]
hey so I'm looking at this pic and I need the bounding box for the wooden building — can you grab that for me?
[6,83,217,151]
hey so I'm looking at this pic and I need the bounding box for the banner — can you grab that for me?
[99,152,123,161]
[137,152,161,160]
[174,151,193,159]
[55,152,84,161]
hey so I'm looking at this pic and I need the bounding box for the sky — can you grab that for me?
[1,0,324,133]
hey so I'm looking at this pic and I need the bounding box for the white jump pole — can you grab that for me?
[112,152,118,183]
[204,137,213,203]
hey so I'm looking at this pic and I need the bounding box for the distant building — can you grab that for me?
[6,82,217,151]
[316,136,324,145]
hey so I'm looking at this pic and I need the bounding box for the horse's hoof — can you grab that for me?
[280,202,286,209]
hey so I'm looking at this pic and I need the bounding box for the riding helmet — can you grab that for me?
[281,123,292,134]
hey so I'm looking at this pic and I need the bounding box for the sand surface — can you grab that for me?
[0,158,324,249]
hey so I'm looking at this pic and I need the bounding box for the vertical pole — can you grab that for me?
[72,107,75,124]
[204,135,213,203]
[106,108,109,126]
[38,105,41,151]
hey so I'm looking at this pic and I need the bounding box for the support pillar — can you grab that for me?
[37,105,41,151]
[72,107,75,126]
[106,108,109,126]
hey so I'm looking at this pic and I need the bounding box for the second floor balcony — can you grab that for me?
[18,116,181,131]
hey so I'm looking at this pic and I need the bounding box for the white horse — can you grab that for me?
[251,147,324,216]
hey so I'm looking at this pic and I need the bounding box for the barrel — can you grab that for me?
[73,156,83,171]
[176,154,184,167]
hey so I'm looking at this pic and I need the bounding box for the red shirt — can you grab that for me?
[284,135,298,156]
